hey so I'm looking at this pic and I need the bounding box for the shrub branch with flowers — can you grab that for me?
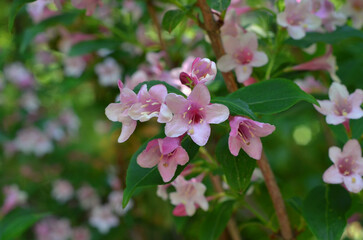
[1,0,363,239]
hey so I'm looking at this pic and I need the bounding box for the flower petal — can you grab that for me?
[323,165,343,184]
[157,103,173,123]
[149,84,168,103]
[158,137,180,155]
[158,158,178,182]
[205,104,230,124]
[344,174,363,193]
[118,120,137,143]
[228,135,242,156]
[189,123,211,146]
[241,137,262,160]
[165,94,188,114]
[217,55,237,72]
[329,146,341,164]
[172,147,189,165]
[137,139,160,168]
[105,103,123,122]
[314,100,334,115]
[250,51,268,67]
[343,139,361,162]
[235,65,252,83]
[329,82,349,103]
[188,84,211,106]
[326,114,346,125]
[288,25,305,40]
[165,115,189,137]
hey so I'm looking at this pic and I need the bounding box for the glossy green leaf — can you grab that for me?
[216,136,256,194]
[133,80,186,97]
[161,9,186,33]
[68,39,121,57]
[302,185,351,240]
[20,11,80,53]
[0,210,48,240]
[122,135,199,207]
[211,97,256,119]
[9,0,36,31]
[200,200,235,240]
[351,118,363,140]
[206,0,231,12]
[229,78,318,114]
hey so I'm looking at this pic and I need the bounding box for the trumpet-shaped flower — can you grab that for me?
[217,32,268,83]
[179,57,217,88]
[323,139,363,193]
[169,176,208,216]
[165,84,229,146]
[1,185,27,215]
[228,116,275,160]
[137,137,189,182]
[105,81,137,143]
[128,84,172,123]
[314,82,363,125]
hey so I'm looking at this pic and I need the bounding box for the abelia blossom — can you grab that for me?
[341,0,363,29]
[1,185,27,215]
[59,108,80,136]
[89,205,119,234]
[71,0,102,16]
[179,57,217,88]
[27,0,58,23]
[105,80,137,143]
[277,0,322,39]
[95,58,122,87]
[128,84,172,123]
[323,139,363,193]
[292,45,340,82]
[108,191,133,216]
[20,91,40,113]
[76,185,100,210]
[14,127,53,156]
[137,137,189,182]
[125,70,148,90]
[217,32,268,83]
[312,0,346,32]
[165,84,230,146]
[52,179,74,203]
[228,116,275,160]
[4,62,35,89]
[169,176,209,216]
[35,218,72,240]
[314,82,363,125]
[64,57,87,77]
[295,76,328,94]
[221,9,245,37]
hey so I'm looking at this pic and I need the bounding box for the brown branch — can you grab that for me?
[196,1,293,239]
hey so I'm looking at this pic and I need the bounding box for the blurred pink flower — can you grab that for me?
[125,70,148,90]
[179,57,217,88]
[76,185,100,210]
[1,185,27,215]
[108,191,133,216]
[35,217,72,240]
[313,0,346,32]
[27,0,59,23]
[169,176,208,216]
[89,205,119,234]
[72,226,90,240]
[64,57,87,77]
[341,0,363,29]
[228,116,275,160]
[165,84,230,146]
[221,9,245,37]
[295,76,328,94]
[323,139,363,193]
[228,0,252,16]
[95,58,122,87]
[20,91,40,113]
[4,62,35,89]
[156,184,170,200]
[105,80,137,143]
[52,179,74,203]
[218,32,268,83]
[71,0,102,16]
[137,137,189,182]
[314,82,363,125]
[128,84,173,123]
[14,127,53,156]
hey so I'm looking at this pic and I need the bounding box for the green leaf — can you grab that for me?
[286,26,363,48]
[162,9,186,33]
[328,124,348,145]
[211,97,256,119]
[9,0,36,31]
[20,11,80,53]
[351,118,363,140]
[229,78,318,114]
[200,200,235,240]
[122,135,199,207]
[302,185,351,240]
[68,39,121,57]
[0,210,48,240]
[133,80,186,97]
[206,0,231,12]
[216,136,256,194]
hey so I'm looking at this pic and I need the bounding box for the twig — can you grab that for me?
[196,1,293,239]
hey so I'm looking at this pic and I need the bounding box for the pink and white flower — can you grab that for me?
[14,127,53,157]
[76,185,100,210]
[89,205,119,234]
[52,179,74,203]
[35,217,72,240]
[179,57,217,88]
[125,70,148,90]
[169,176,209,216]
[165,84,230,146]
[221,9,245,37]
[217,32,268,83]
[1,185,27,215]
[105,80,138,143]
[323,139,363,193]
[313,0,346,32]
[137,137,189,182]
[20,91,40,113]
[95,58,122,87]
[277,0,322,39]
[314,82,363,125]
[295,75,328,94]
[228,116,275,160]
[108,191,133,216]
[4,62,35,89]
[341,0,363,29]
[128,84,172,123]
[64,57,87,77]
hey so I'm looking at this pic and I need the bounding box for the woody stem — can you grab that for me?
[196,1,293,239]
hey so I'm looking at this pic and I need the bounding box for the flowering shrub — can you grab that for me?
[1,0,363,239]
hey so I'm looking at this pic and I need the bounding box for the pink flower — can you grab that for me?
[217,32,268,83]
[295,75,328,94]
[71,0,102,16]
[128,84,172,123]
[14,127,53,156]
[341,0,363,29]
[105,81,137,143]
[108,191,133,216]
[76,185,100,210]
[228,0,252,16]
[89,205,119,234]
[1,185,27,215]
[169,176,209,216]
[221,9,246,37]
[52,179,74,203]
[4,62,35,89]
[277,0,322,39]
[95,58,122,87]
[228,116,275,160]
[137,137,189,182]
[35,218,72,240]
[64,57,87,77]
[292,45,340,82]
[165,84,230,146]
[125,70,148,90]
[27,0,58,23]
[72,226,90,240]
[156,184,170,200]
[314,82,363,125]
[313,0,346,32]
[323,139,363,193]
[179,57,217,88]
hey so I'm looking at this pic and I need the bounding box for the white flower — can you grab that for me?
[95,58,122,87]
[89,205,119,234]
[52,180,74,203]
